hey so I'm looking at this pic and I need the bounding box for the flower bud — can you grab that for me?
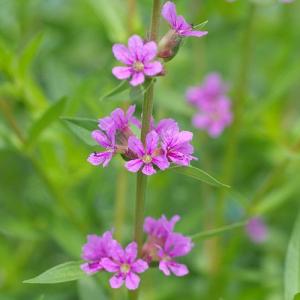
[157,29,182,62]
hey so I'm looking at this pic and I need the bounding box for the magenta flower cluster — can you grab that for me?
[186,73,233,138]
[112,1,207,86]
[81,215,193,290]
[87,105,197,175]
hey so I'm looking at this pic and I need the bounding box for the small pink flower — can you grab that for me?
[81,231,118,274]
[143,215,193,277]
[246,218,268,244]
[112,35,163,86]
[102,242,148,290]
[125,131,170,176]
[162,1,208,37]
[192,96,233,138]
[186,73,233,138]
[87,130,116,167]
[158,233,193,277]
[160,125,197,166]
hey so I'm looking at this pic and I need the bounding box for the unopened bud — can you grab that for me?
[157,29,182,62]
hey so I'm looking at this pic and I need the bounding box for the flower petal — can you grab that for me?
[131,259,148,273]
[144,61,163,76]
[162,1,177,28]
[142,163,156,176]
[91,130,111,148]
[145,130,159,154]
[159,261,171,276]
[125,159,144,173]
[128,35,144,61]
[125,242,138,263]
[109,274,124,289]
[112,66,132,80]
[87,152,113,167]
[168,262,189,277]
[112,44,133,64]
[101,258,120,273]
[152,155,170,171]
[125,272,140,290]
[130,72,145,86]
[181,30,208,37]
[80,262,102,274]
[142,41,158,61]
[127,136,144,156]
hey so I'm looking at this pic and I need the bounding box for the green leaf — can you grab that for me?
[285,213,300,300]
[23,261,85,284]
[129,78,154,102]
[100,80,130,101]
[191,221,247,243]
[78,277,107,300]
[18,32,44,79]
[168,166,230,188]
[61,117,98,146]
[26,97,67,147]
[193,20,208,30]
[294,293,300,300]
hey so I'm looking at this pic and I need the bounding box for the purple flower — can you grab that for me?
[152,118,178,135]
[81,231,118,274]
[160,125,197,166]
[162,1,208,37]
[102,242,148,290]
[186,73,233,138]
[144,214,180,242]
[186,73,228,108]
[192,96,233,138]
[246,218,268,244]
[87,130,116,167]
[158,233,193,277]
[99,105,141,136]
[112,35,163,86]
[125,131,170,176]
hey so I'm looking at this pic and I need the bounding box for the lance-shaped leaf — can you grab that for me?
[168,166,230,188]
[23,261,86,284]
[26,97,67,147]
[193,20,208,30]
[100,80,130,101]
[285,213,300,300]
[61,117,98,146]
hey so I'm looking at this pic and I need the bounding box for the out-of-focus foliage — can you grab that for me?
[0,0,299,299]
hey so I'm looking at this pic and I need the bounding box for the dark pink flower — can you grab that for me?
[125,131,170,176]
[158,233,193,277]
[152,118,178,135]
[102,242,148,290]
[162,1,208,37]
[112,35,163,86]
[87,130,116,167]
[160,125,197,166]
[81,231,118,274]
[143,215,193,277]
[246,218,268,244]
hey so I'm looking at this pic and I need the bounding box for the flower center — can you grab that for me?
[120,263,131,274]
[142,155,152,164]
[133,61,144,72]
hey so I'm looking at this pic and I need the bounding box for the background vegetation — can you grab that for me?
[0,0,300,299]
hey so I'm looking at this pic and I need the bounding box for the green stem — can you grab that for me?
[191,221,247,243]
[129,1,161,299]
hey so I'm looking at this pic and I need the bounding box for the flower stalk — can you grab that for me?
[130,0,161,298]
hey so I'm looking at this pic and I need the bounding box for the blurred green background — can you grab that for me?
[0,0,300,299]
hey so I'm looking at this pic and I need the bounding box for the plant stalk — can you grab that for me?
[130,1,161,299]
